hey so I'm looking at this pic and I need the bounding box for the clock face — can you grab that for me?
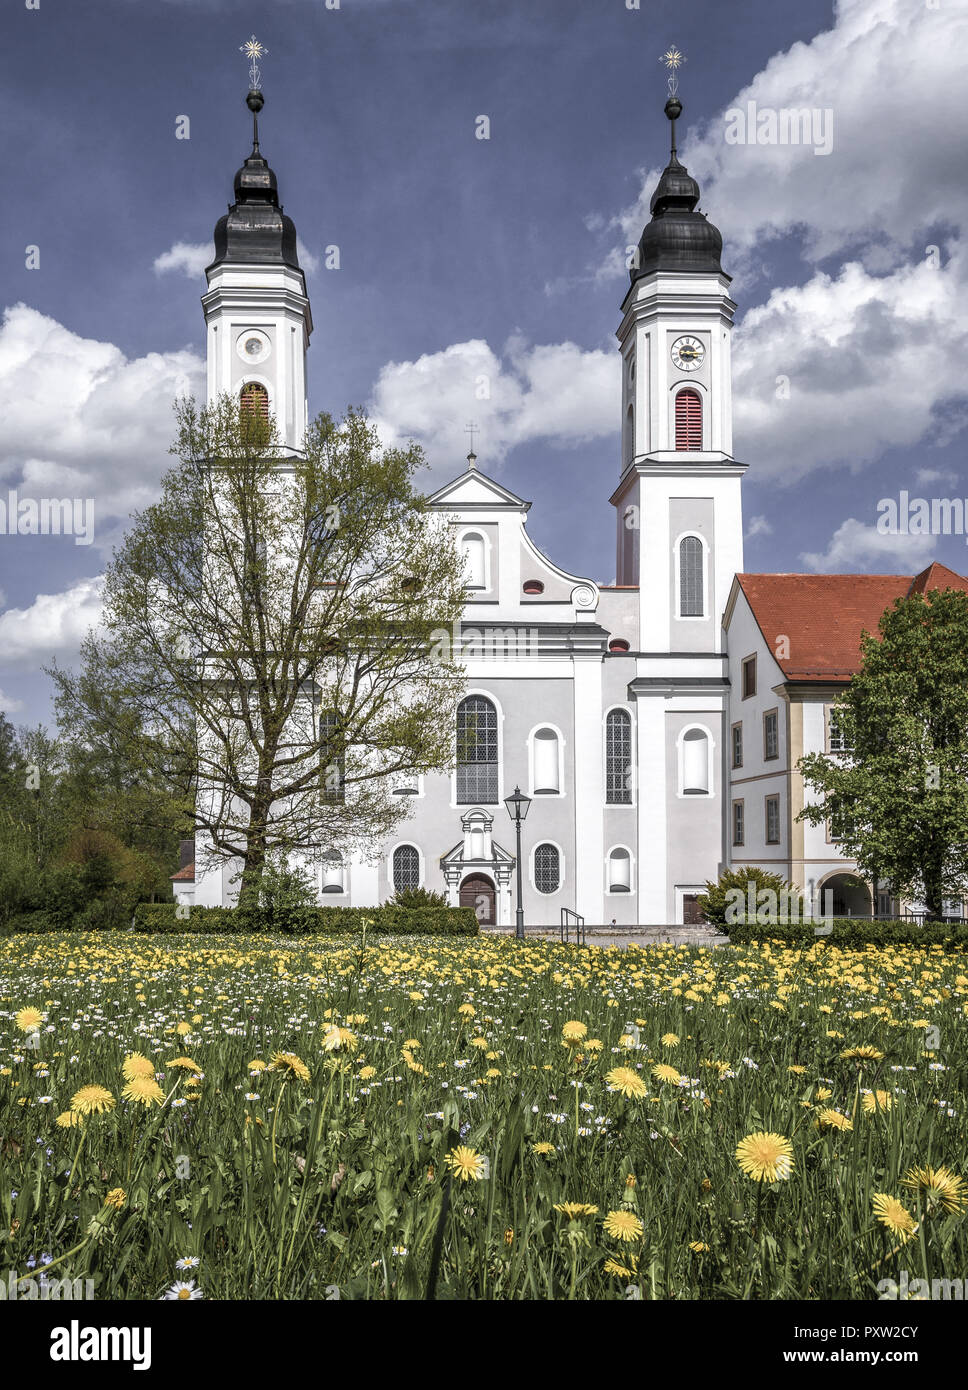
[671,335,705,372]
[235,329,271,364]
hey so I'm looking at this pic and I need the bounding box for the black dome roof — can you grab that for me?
[630,99,726,282]
[207,93,302,274]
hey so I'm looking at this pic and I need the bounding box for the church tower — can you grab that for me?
[611,91,744,655]
[201,85,313,454]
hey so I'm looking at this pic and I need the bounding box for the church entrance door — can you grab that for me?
[460,873,497,926]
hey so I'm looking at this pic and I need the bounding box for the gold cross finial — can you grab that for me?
[241,35,268,90]
[660,47,685,96]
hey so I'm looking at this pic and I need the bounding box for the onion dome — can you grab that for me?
[631,97,725,281]
[208,89,301,273]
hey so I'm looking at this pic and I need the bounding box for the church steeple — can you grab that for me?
[631,96,725,281]
[208,88,303,275]
[201,41,313,455]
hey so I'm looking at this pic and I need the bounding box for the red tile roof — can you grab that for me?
[736,564,968,682]
[170,863,195,882]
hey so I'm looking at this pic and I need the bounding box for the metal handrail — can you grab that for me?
[560,907,586,946]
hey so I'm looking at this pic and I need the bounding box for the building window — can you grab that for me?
[731,723,743,769]
[680,727,710,795]
[766,795,780,844]
[764,709,779,761]
[625,403,635,466]
[742,654,757,700]
[321,852,344,894]
[678,536,704,617]
[392,844,420,892]
[534,843,561,894]
[319,710,344,804]
[240,381,269,420]
[732,800,745,847]
[460,533,487,590]
[605,709,633,804]
[456,695,498,804]
[828,708,853,753]
[607,847,632,893]
[674,388,702,450]
[531,728,560,795]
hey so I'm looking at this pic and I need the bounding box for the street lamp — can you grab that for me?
[504,785,532,940]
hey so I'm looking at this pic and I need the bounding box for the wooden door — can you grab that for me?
[682,894,706,925]
[460,873,496,926]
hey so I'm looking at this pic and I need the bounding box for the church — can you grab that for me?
[173,83,968,927]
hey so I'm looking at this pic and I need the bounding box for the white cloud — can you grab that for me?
[731,248,968,481]
[0,689,24,715]
[745,514,773,539]
[800,518,936,573]
[0,305,204,552]
[154,242,214,278]
[154,237,319,278]
[369,336,616,473]
[915,467,962,489]
[0,577,104,670]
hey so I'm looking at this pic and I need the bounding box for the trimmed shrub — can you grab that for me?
[129,902,479,936]
[721,917,968,949]
[698,865,801,931]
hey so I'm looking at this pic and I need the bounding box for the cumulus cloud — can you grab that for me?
[154,238,319,278]
[800,518,936,573]
[369,335,616,473]
[745,514,773,540]
[0,689,24,715]
[0,577,104,670]
[0,305,204,552]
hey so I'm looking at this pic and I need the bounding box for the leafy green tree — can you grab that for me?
[798,587,968,920]
[49,397,468,909]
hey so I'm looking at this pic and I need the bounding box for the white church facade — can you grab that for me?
[172,86,967,926]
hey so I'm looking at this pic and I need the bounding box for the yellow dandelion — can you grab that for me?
[103,1187,126,1211]
[688,1241,710,1253]
[816,1109,853,1132]
[15,1007,43,1033]
[444,1145,485,1181]
[55,1110,84,1130]
[175,1022,192,1037]
[121,1053,155,1081]
[165,1057,202,1073]
[902,1165,966,1213]
[652,1063,681,1085]
[603,1210,644,1242]
[604,1255,638,1278]
[69,1085,116,1117]
[605,1066,648,1100]
[457,1004,476,1018]
[553,1202,598,1218]
[532,1142,556,1156]
[359,1066,377,1081]
[861,1090,894,1113]
[871,1193,917,1241]
[122,1076,165,1108]
[561,1020,588,1045]
[735,1131,794,1182]
[269,1052,311,1082]
[322,1026,356,1054]
[661,1033,680,1047]
[840,1045,884,1062]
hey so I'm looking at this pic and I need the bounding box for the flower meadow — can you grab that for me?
[1,931,966,1300]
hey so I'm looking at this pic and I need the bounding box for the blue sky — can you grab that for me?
[2,0,967,722]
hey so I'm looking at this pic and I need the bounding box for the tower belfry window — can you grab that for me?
[675,389,702,451]
[240,381,269,421]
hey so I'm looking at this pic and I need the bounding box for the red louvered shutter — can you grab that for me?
[675,389,702,451]
[240,382,270,421]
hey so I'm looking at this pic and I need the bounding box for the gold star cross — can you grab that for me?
[660,47,685,71]
[242,37,267,62]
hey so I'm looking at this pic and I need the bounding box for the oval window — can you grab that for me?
[608,638,630,653]
[523,580,544,595]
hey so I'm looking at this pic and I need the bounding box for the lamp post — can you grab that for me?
[504,785,532,940]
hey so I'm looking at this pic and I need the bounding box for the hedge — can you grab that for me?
[136,902,480,936]
[719,917,968,949]
[2,902,479,936]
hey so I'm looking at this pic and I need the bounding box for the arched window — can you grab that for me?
[456,695,498,804]
[679,536,704,617]
[608,847,632,893]
[532,728,560,795]
[681,727,710,795]
[392,844,420,892]
[321,852,344,894]
[625,403,635,465]
[675,388,702,450]
[534,843,561,894]
[461,532,487,589]
[240,381,269,421]
[319,710,344,804]
[605,709,632,804]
